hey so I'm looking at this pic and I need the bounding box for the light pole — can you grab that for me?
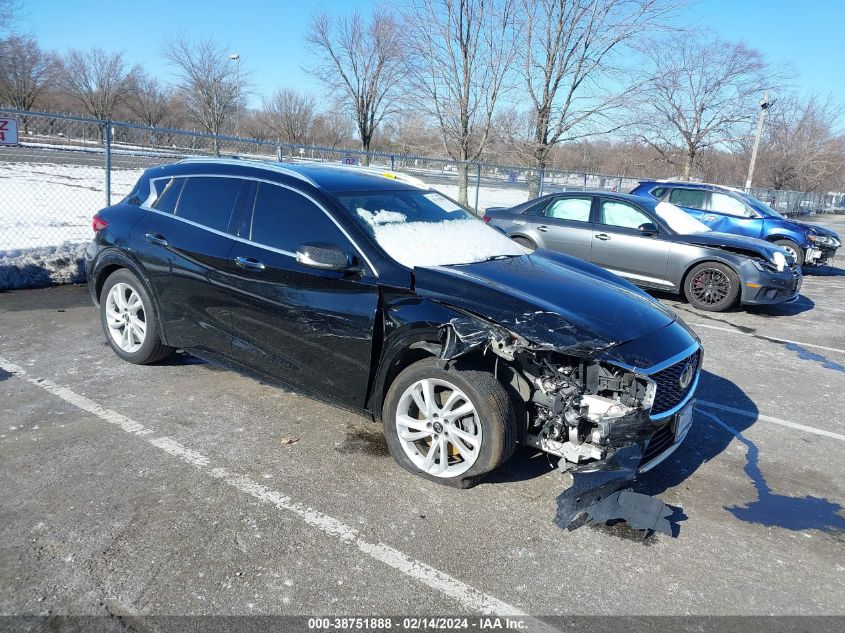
[229,53,240,138]
[745,92,771,190]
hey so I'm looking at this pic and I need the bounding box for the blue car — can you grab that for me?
[630,181,840,267]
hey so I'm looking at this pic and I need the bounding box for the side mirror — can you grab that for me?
[296,242,362,275]
[638,222,659,236]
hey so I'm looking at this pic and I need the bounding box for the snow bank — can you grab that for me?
[362,216,525,269]
[0,242,88,289]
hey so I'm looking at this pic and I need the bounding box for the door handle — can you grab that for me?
[235,256,266,272]
[145,233,168,247]
[537,225,549,232]
[595,233,611,241]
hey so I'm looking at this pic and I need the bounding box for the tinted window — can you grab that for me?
[710,192,750,217]
[250,183,350,252]
[152,177,185,214]
[599,200,652,230]
[175,176,243,232]
[669,188,706,209]
[651,187,667,198]
[545,197,591,222]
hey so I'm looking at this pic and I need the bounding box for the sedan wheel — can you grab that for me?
[395,378,482,478]
[683,262,740,312]
[105,282,147,353]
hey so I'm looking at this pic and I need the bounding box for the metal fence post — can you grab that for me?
[276,145,283,162]
[583,173,588,189]
[104,121,112,206]
[539,168,545,196]
[475,163,481,213]
[390,155,395,171]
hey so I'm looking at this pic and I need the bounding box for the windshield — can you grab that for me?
[654,202,711,234]
[738,192,785,219]
[335,189,526,268]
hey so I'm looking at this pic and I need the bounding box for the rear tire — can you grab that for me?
[511,236,537,251]
[683,262,740,312]
[99,269,174,364]
[382,358,518,488]
[773,239,804,266]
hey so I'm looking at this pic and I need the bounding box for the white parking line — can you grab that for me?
[697,400,845,442]
[688,322,845,355]
[0,356,540,622]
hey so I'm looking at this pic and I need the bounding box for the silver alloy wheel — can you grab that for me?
[780,244,799,261]
[105,282,147,353]
[395,378,482,478]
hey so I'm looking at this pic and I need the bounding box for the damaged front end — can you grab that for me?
[438,310,701,477]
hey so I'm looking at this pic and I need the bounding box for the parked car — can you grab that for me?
[484,191,800,312]
[629,181,840,267]
[86,159,701,487]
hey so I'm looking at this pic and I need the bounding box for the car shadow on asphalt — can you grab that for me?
[801,264,845,277]
[637,370,845,534]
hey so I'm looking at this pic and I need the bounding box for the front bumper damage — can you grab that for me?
[740,261,802,306]
[438,308,700,535]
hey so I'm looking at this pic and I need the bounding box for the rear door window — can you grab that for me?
[152,178,185,214]
[545,197,592,222]
[175,176,244,233]
[249,183,352,253]
[669,188,706,209]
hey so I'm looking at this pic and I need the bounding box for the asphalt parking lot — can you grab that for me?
[1,216,844,624]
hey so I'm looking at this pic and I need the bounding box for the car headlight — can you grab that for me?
[812,235,840,247]
[751,259,777,273]
[772,251,786,271]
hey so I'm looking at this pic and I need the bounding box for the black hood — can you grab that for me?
[413,250,678,357]
[678,231,783,262]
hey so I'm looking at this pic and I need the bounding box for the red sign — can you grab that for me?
[0,117,19,145]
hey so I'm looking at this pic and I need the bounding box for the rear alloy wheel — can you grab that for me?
[383,358,517,488]
[683,262,740,312]
[773,239,804,267]
[100,269,174,364]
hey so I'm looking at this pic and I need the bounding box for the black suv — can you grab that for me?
[86,159,701,487]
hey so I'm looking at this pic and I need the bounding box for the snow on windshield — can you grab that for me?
[356,209,525,268]
[655,201,711,234]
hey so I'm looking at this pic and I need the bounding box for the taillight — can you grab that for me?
[482,215,491,223]
[92,215,109,232]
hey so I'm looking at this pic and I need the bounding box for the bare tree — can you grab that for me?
[0,0,19,33]
[262,88,316,145]
[634,35,778,180]
[125,71,172,128]
[403,0,518,205]
[306,11,404,161]
[56,48,136,125]
[0,35,52,131]
[760,94,845,191]
[311,105,355,148]
[164,35,241,155]
[518,0,676,195]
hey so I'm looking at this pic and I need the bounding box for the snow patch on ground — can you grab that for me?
[366,217,525,269]
[432,185,530,211]
[0,242,88,289]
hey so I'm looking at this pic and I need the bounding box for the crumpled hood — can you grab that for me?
[800,221,840,240]
[679,231,784,261]
[413,250,678,356]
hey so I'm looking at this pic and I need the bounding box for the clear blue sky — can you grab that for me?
[16,0,845,108]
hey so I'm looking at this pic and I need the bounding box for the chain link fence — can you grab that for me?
[1,108,843,289]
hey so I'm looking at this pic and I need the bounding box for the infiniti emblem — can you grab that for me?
[678,362,695,390]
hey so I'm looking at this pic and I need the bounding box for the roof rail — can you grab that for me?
[177,157,318,187]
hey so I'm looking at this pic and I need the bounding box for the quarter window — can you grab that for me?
[669,188,706,209]
[710,192,751,217]
[250,183,351,253]
[175,176,244,232]
[599,200,652,230]
[545,197,592,222]
[152,178,185,214]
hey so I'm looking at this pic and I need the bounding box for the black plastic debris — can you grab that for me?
[555,443,679,537]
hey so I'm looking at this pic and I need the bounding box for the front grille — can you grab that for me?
[641,423,675,464]
[649,349,700,416]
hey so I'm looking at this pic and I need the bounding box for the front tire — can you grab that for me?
[683,262,740,312]
[382,358,518,488]
[773,239,804,266]
[99,269,174,364]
